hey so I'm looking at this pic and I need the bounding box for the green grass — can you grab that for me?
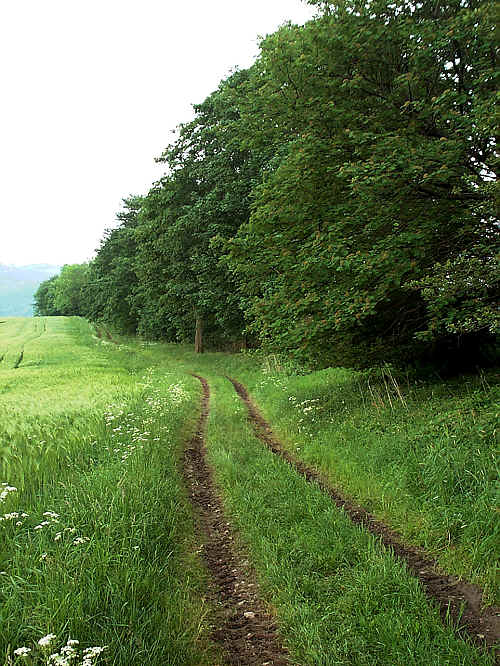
[105,343,499,601]
[243,364,499,603]
[0,316,46,368]
[203,375,495,665]
[0,318,218,665]
[0,321,497,664]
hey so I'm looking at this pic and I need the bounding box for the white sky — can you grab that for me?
[0,0,315,267]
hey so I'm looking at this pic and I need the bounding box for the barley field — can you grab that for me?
[0,317,216,665]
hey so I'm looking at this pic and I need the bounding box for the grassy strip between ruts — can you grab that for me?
[204,375,496,665]
[0,319,219,665]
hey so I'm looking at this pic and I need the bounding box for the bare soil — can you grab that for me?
[183,375,290,665]
[228,376,500,654]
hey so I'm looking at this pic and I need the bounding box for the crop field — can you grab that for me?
[0,317,498,665]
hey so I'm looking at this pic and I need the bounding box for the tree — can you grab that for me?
[227,0,498,367]
[134,70,266,350]
[85,196,143,333]
[53,264,89,316]
[33,276,61,316]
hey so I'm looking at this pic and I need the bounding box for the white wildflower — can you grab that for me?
[1,512,20,521]
[83,645,107,659]
[13,646,31,657]
[38,633,57,647]
[0,484,17,503]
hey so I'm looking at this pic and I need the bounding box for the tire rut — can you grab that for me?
[228,376,500,653]
[183,374,290,666]
[13,350,24,369]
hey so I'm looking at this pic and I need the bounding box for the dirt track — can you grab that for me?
[228,376,500,653]
[183,375,290,665]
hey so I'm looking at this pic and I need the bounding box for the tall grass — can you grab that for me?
[132,344,499,600]
[1,321,496,663]
[0,318,217,665]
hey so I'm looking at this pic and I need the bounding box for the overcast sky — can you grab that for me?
[0,0,316,267]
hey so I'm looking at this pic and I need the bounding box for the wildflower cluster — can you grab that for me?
[10,633,107,665]
[1,484,27,527]
[104,399,147,462]
[103,370,189,464]
[0,483,28,528]
[33,511,90,549]
[288,396,322,436]
[255,375,288,392]
[1,482,17,504]
[0,485,90,551]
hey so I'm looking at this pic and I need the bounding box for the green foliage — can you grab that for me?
[33,275,61,316]
[227,0,498,367]
[35,264,90,317]
[133,71,265,346]
[409,242,500,339]
[85,196,143,333]
[72,0,498,368]
[54,263,90,316]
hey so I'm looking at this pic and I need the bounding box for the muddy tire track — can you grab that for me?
[13,350,24,369]
[183,375,290,665]
[104,327,115,342]
[228,377,500,653]
[104,327,119,345]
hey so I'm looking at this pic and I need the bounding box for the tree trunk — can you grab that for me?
[194,316,203,353]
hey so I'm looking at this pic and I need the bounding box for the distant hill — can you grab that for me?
[0,264,61,317]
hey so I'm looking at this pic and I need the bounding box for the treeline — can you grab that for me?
[35,0,498,370]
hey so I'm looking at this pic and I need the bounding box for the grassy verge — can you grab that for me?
[203,375,495,665]
[0,318,217,665]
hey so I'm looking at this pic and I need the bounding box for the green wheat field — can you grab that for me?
[0,317,498,665]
